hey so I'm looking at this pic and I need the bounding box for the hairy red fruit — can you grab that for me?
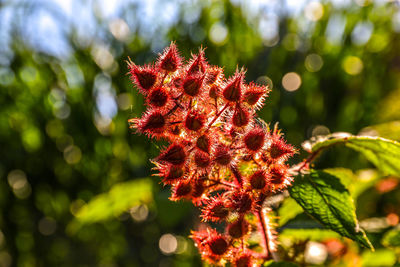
[195,151,211,168]
[202,196,229,222]
[232,104,250,127]
[157,42,182,72]
[227,217,249,239]
[243,82,268,107]
[183,74,205,97]
[171,180,192,200]
[229,191,253,214]
[244,128,266,152]
[249,170,268,190]
[132,110,165,136]
[158,143,186,165]
[223,70,245,102]
[269,164,289,187]
[208,235,229,256]
[191,229,229,263]
[233,252,253,267]
[192,177,206,202]
[128,63,157,93]
[185,111,206,131]
[147,87,168,107]
[269,138,295,159]
[213,144,232,166]
[209,84,219,99]
[188,49,207,75]
[206,66,223,85]
[161,165,185,185]
[196,135,210,153]
[128,43,298,265]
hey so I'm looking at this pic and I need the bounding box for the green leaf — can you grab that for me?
[359,121,400,142]
[289,170,373,249]
[361,249,397,267]
[382,227,400,248]
[278,198,304,226]
[74,178,153,224]
[279,229,340,242]
[264,260,299,267]
[302,134,400,176]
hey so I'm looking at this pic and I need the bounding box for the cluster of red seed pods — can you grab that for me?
[128,42,296,266]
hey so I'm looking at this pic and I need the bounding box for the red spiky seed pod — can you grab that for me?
[269,164,290,189]
[244,127,266,152]
[223,70,245,102]
[182,74,205,97]
[195,150,211,168]
[213,144,232,166]
[161,165,185,185]
[192,177,206,205]
[227,217,249,239]
[170,179,192,201]
[268,137,295,160]
[157,42,182,72]
[201,196,229,222]
[243,82,269,107]
[206,66,223,85]
[185,111,206,131]
[208,235,229,256]
[249,170,268,190]
[147,87,169,107]
[131,110,166,136]
[187,49,207,75]
[128,62,157,94]
[229,191,253,214]
[196,135,211,153]
[209,84,219,99]
[232,104,251,127]
[232,251,253,267]
[191,229,230,263]
[157,143,186,165]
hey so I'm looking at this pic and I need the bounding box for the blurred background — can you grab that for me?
[1,0,400,266]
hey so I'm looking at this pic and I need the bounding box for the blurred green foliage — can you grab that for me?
[1,0,400,266]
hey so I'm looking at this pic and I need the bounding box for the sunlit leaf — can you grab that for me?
[74,178,153,224]
[302,134,400,176]
[278,197,304,226]
[361,249,397,267]
[289,170,373,249]
[279,229,340,242]
[382,227,400,248]
[264,260,299,267]
[359,121,400,142]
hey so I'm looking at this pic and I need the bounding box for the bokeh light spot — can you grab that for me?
[109,19,130,41]
[159,234,178,255]
[342,56,363,75]
[130,204,149,222]
[305,54,323,72]
[7,169,32,199]
[282,72,302,92]
[209,23,228,45]
[305,241,328,264]
[305,2,324,21]
[311,125,330,136]
[63,145,82,164]
[38,217,57,236]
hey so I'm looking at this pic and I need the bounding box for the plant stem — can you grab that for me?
[256,207,271,261]
[205,102,229,131]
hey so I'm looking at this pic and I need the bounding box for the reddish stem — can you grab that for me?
[205,102,229,131]
[256,208,271,261]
